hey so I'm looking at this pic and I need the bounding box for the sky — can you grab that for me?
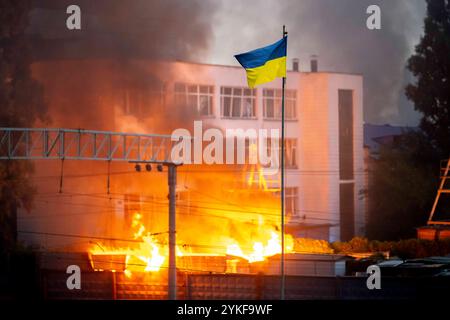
[30,0,428,126]
[207,0,428,126]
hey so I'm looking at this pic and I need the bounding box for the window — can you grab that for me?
[121,84,166,118]
[243,138,258,164]
[340,183,355,241]
[174,83,214,116]
[285,138,297,168]
[124,194,141,229]
[263,89,296,120]
[338,89,354,180]
[273,187,299,218]
[338,89,355,241]
[220,87,256,118]
[286,187,299,218]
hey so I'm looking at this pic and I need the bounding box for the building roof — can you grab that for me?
[31,55,363,77]
[364,123,416,153]
[172,59,363,76]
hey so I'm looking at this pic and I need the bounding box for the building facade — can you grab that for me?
[21,59,364,249]
[150,60,365,241]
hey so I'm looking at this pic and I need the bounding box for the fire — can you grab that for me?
[89,210,296,275]
[226,231,294,263]
[89,212,166,276]
[130,212,165,272]
[124,269,132,278]
[89,162,299,275]
[137,236,165,272]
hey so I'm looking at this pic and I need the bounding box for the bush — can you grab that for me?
[293,238,334,254]
[331,237,450,259]
[331,237,369,253]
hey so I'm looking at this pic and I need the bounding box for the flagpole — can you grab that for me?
[280,24,287,300]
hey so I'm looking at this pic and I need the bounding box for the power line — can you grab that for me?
[18,230,169,242]
[28,190,341,223]
[29,168,370,180]
[39,189,342,219]
[18,230,273,253]
[30,195,340,223]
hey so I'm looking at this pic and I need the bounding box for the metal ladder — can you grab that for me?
[428,158,450,225]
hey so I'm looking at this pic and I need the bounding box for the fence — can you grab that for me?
[40,270,448,300]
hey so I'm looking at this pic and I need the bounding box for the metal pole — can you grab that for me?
[168,164,177,300]
[280,25,287,300]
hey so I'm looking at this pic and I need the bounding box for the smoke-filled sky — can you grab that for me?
[30,0,428,126]
[209,0,427,126]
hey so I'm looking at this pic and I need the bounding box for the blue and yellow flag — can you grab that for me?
[234,37,287,88]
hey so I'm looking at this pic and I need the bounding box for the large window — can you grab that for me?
[340,183,355,241]
[263,89,296,120]
[121,85,165,118]
[174,83,214,116]
[220,87,256,119]
[338,89,354,241]
[338,89,354,180]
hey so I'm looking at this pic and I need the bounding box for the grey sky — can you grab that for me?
[29,0,428,126]
[207,0,427,126]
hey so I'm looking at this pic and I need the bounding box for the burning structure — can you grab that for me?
[15,58,364,276]
[15,0,364,280]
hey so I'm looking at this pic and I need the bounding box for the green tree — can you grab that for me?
[367,131,439,240]
[406,0,450,157]
[0,0,47,252]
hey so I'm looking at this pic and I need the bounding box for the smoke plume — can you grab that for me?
[211,0,427,125]
[28,0,219,132]
[29,0,216,60]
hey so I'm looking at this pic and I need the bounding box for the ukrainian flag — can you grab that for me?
[234,37,287,88]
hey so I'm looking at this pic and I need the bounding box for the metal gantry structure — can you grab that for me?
[0,127,180,300]
[0,127,177,163]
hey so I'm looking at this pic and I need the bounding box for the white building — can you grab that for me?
[24,58,364,247]
[152,59,365,242]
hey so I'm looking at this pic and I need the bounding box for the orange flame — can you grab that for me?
[90,212,166,277]
[226,231,294,262]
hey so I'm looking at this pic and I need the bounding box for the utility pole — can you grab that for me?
[167,163,177,300]
[132,160,179,300]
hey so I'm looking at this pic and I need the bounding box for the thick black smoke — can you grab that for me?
[29,0,217,60]
[27,0,219,132]
[28,0,427,125]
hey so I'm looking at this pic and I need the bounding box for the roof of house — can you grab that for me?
[364,123,416,152]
